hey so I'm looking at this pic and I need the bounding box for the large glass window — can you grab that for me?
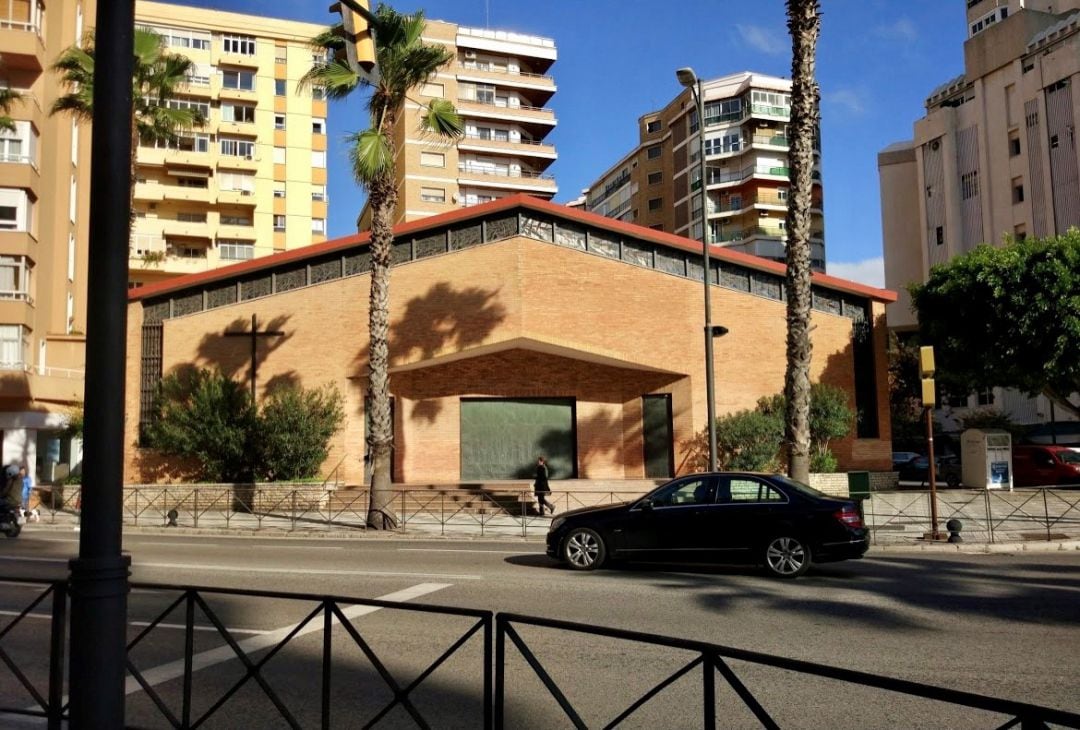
[0,121,36,166]
[219,137,255,158]
[220,102,255,123]
[221,69,255,91]
[218,240,254,260]
[218,171,255,194]
[0,324,28,370]
[0,188,32,231]
[222,34,256,55]
[0,255,31,301]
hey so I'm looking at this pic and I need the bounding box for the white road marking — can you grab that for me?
[258,544,344,550]
[133,562,482,580]
[0,610,268,635]
[0,556,68,564]
[25,537,78,543]
[398,548,544,554]
[127,541,224,548]
[124,582,452,695]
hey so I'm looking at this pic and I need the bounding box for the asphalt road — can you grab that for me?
[1,530,1078,728]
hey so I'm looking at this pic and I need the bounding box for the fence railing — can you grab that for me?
[33,485,1080,543]
[3,577,1078,728]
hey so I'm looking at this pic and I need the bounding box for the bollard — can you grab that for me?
[946,518,963,543]
[165,508,179,527]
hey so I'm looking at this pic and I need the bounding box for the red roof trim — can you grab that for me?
[129,193,897,304]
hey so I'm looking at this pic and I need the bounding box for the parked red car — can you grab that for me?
[1012,445,1080,487]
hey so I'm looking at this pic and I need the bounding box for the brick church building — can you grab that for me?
[124,195,894,485]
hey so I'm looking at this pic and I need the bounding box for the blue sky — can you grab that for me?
[193,0,968,287]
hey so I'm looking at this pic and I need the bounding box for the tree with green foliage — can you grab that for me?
[783,0,823,483]
[302,4,462,528]
[51,28,205,226]
[910,230,1080,419]
[256,384,345,481]
[713,410,786,472]
[758,383,854,472]
[146,369,258,482]
[0,86,21,132]
[887,334,925,448]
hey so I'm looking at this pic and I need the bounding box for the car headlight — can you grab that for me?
[549,517,565,532]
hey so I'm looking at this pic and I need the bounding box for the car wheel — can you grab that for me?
[763,536,810,579]
[5,522,21,538]
[562,527,606,571]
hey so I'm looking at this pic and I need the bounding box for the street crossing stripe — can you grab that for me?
[0,610,269,635]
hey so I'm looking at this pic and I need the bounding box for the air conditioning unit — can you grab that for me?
[464,50,477,59]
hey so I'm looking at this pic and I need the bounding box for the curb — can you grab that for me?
[870,539,1080,554]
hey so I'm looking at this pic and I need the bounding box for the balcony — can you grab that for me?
[0,296,33,328]
[217,154,258,171]
[751,134,789,149]
[750,103,790,119]
[0,288,34,306]
[455,98,556,135]
[0,3,46,71]
[217,120,258,138]
[454,64,555,105]
[458,133,556,161]
[161,219,211,240]
[0,152,40,192]
[216,52,259,70]
[457,163,557,192]
[217,188,257,206]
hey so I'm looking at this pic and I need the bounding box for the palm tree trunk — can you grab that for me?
[784,0,821,483]
[365,134,399,530]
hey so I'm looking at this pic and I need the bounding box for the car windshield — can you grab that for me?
[772,475,829,499]
[1060,449,1080,465]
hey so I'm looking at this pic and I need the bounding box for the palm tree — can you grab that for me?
[0,87,20,132]
[783,0,822,483]
[302,4,462,529]
[51,28,205,212]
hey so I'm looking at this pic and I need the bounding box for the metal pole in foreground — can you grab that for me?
[926,407,940,540]
[68,1,134,726]
[678,68,718,472]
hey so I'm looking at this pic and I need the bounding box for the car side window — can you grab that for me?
[722,478,785,504]
[651,478,714,507]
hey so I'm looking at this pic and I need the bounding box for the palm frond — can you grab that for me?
[297,59,362,99]
[308,24,347,53]
[417,98,463,140]
[347,128,393,186]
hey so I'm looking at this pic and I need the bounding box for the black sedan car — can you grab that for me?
[546,473,868,578]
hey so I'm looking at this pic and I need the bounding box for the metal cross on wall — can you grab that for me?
[224,314,285,401]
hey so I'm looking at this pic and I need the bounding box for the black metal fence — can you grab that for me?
[2,577,1079,728]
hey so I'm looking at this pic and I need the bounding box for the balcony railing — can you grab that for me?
[458,164,554,180]
[0,289,33,304]
[751,134,788,147]
[461,132,551,147]
[456,97,553,115]
[0,151,37,169]
[457,62,554,83]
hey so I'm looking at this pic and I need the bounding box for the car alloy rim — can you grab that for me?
[766,537,806,574]
[566,531,599,567]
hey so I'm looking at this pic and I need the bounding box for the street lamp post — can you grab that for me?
[677,67,719,472]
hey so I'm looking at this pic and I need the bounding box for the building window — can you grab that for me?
[420,151,445,167]
[273,215,286,232]
[647,171,662,185]
[275,79,287,96]
[976,388,995,406]
[219,240,254,260]
[421,82,443,97]
[186,63,211,86]
[70,176,77,222]
[777,188,789,201]
[218,171,255,195]
[273,146,286,164]
[274,48,287,64]
[177,211,208,223]
[648,197,663,211]
[312,117,325,134]
[150,25,210,50]
[0,324,28,369]
[646,144,662,160]
[1008,133,1021,157]
[1014,224,1027,242]
[646,119,661,133]
[274,114,286,130]
[475,83,496,104]
[68,234,75,281]
[1012,179,1024,204]
[220,213,251,226]
[312,86,326,101]
[178,177,208,189]
[0,255,32,301]
[312,150,327,168]
[273,184,286,198]
[420,187,445,203]
[222,34,256,55]
[311,218,325,234]
[311,184,326,201]
[960,171,979,200]
[935,226,944,246]
[219,138,255,158]
[221,69,255,91]
[0,189,33,231]
[221,103,256,124]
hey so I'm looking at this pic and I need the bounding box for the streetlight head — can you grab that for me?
[676,67,697,88]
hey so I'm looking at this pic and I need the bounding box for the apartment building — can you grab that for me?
[879,0,1080,425]
[360,20,558,227]
[583,72,825,271]
[131,2,329,286]
[0,0,330,483]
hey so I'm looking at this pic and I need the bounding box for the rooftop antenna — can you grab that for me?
[485,0,490,27]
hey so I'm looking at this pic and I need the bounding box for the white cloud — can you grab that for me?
[874,18,918,44]
[735,24,787,56]
[826,257,885,288]
[824,89,866,116]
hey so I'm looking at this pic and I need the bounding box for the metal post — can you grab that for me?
[926,407,940,539]
[1043,488,1051,542]
[695,78,718,473]
[67,2,134,726]
[47,582,67,730]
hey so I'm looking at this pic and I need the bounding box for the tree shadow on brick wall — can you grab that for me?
[194,315,295,391]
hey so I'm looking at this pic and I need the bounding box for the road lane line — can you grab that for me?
[0,556,68,564]
[124,582,452,696]
[258,545,345,550]
[133,562,482,580]
[0,610,268,635]
[128,541,225,548]
[397,548,544,554]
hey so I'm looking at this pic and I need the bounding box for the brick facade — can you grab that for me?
[124,196,895,485]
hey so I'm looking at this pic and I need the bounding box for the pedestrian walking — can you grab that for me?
[18,465,32,515]
[534,456,555,516]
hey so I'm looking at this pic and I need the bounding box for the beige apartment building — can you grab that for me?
[1,0,330,482]
[582,72,825,271]
[879,0,1079,426]
[130,2,328,286]
[360,19,557,227]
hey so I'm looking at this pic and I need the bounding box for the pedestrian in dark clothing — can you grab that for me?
[534,456,554,516]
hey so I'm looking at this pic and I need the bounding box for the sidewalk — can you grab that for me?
[19,511,1080,554]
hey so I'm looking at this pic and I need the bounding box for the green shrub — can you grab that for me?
[715,409,784,471]
[256,383,345,481]
[810,449,838,473]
